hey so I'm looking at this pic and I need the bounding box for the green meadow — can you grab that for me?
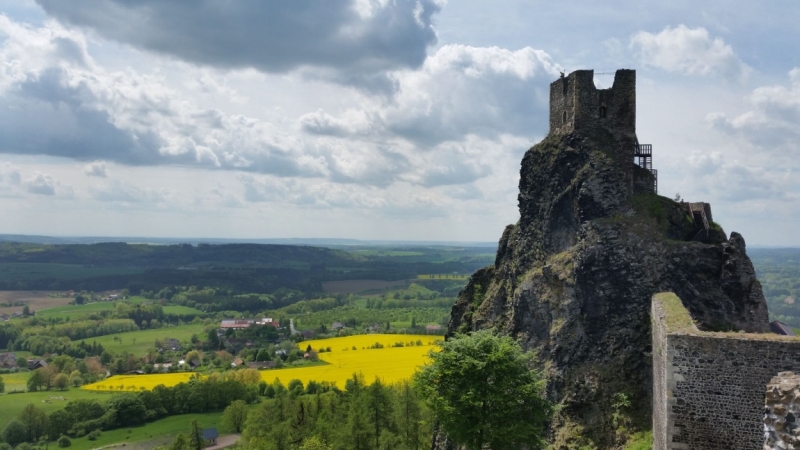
[74,323,207,355]
[35,301,116,319]
[0,389,113,426]
[68,411,229,450]
[1,371,30,392]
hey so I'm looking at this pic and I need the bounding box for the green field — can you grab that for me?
[163,305,204,316]
[0,263,142,281]
[1,371,30,392]
[75,323,207,356]
[35,301,116,318]
[0,389,233,450]
[68,411,229,450]
[0,388,113,426]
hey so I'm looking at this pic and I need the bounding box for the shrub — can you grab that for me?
[87,430,101,441]
[57,436,72,447]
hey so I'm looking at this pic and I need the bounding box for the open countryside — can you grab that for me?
[80,334,440,391]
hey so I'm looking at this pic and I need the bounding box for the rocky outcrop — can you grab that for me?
[444,127,770,449]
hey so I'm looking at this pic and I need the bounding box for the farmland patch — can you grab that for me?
[0,290,73,315]
[322,279,410,294]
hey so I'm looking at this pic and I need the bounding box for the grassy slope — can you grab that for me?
[68,411,228,450]
[0,391,238,450]
[0,389,114,426]
[75,323,207,356]
[1,371,30,392]
[163,305,205,316]
[35,302,116,319]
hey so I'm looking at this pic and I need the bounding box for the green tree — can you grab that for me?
[54,373,70,391]
[48,410,74,441]
[366,378,392,449]
[2,420,27,447]
[18,404,49,443]
[414,330,552,450]
[57,435,71,448]
[0,375,4,393]
[346,391,370,450]
[69,370,84,387]
[222,400,249,433]
[188,420,204,450]
[107,394,146,427]
[169,432,189,450]
[299,436,332,450]
[27,369,45,392]
[396,381,424,450]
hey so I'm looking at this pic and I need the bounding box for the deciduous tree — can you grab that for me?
[222,400,249,433]
[414,330,553,450]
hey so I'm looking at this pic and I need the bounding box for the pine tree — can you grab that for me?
[366,378,392,449]
[188,420,204,450]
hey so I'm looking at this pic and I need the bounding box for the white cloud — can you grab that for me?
[83,161,108,178]
[89,179,174,204]
[630,25,751,81]
[23,171,72,197]
[0,162,22,196]
[707,69,800,152]
[34,0,443,85]
[686,151,796,203]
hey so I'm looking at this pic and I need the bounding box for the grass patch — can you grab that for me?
[35,301,116,319]
[0,388,113,426]
[74,323,207,356]
[66,411,229,450]
[0,371,30,392]
[653,292,695,333]
[623,431,653,450]
[163,305,205,316]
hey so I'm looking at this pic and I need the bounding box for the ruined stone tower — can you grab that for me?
[549,69,656,193]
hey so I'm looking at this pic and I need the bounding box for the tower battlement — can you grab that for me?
[549,69,636,137]
[548,69,656,193]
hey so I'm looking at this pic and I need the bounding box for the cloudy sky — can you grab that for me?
[0,0,798,245]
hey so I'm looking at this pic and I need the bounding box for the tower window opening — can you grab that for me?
[562,79,568,96]
[600,105,607,118]
[563,111,567,124]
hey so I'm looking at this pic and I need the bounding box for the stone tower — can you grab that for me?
[548,69,654,193]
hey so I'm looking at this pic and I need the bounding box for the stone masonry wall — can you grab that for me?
[653,293,800,450]
[765,372,800,450]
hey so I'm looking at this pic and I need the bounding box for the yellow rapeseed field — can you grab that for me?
[81,334,441,391]
[82,372,195,391]
[264,334,441,387]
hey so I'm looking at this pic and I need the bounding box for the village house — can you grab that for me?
[247,361,276,370]
[425,324,442,333]
[202,428,218,447]
[28,359,47,370]
[219,317,279,330]
[0,352,17,369]
[166,338,182,351]
[231,357,244,367]
[0,313,10,322]
[331,321,345,331]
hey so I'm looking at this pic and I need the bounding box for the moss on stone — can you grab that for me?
[653,292,696,333]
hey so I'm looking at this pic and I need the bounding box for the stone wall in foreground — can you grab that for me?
[652,293,800,450]
[765,372,800,450]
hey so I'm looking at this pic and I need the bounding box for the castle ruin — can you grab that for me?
[549,69,657,193]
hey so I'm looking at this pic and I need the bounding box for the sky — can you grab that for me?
[0,0,798,245]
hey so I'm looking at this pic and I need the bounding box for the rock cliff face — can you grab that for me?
[442,127,770,449]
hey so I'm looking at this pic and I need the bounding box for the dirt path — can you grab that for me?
[206,434,241,450]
